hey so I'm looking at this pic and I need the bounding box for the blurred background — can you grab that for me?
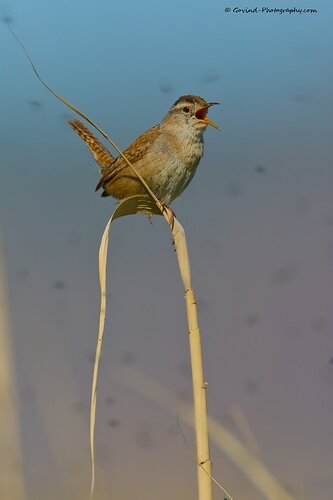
[0,0,332,498]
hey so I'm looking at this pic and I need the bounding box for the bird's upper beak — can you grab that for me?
[195,102,220,130]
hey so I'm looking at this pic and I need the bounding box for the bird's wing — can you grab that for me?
[95,124,160,191]
[68,119,114,172]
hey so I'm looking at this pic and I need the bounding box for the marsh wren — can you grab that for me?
[68,95,219,209]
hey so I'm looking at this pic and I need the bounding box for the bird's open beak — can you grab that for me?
[195,102,220,130]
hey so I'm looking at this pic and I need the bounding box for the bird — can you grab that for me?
[68,95,219,217]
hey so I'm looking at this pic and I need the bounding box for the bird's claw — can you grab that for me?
[164,206,175,229]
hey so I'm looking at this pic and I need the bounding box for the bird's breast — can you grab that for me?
[155,131,204,166]
[147,134,204,204]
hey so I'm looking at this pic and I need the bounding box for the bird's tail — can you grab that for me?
[68,119,114,173]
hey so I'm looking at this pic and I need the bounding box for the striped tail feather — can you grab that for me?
[68,119,114,173]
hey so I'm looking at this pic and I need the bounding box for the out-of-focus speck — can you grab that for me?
[108,419,120,428]
[197,296,209,312]
[73,401,87,414]
[270,262,299,286]
[225,182,243,197]
[291,93,308,104]
[291,87,316,105]
[105,396,115,406]
[243,378,259,394]
[201,72,220,84]
[158,83,175,94]
[294,42,320,59]
[67,231,82,248]
[21,385,35,402]
[167,424,178,439]
[322,213,333,227]
[119,350,136,365]
[177,389,191,402]
[311,316,329,335]
[327,243,333,263]
[200,238,221,259]
[29,100,43,110]
[59,113,72,123]
[1,13,14,25]
[294,197,311,215]
[219,411,234,427]
[53,280,67,291]
[135,422,154,449]
[16,268,30,282]
[284,322,303,340]
[254,164,267,174]
[283,483,304,499]
[88,351,102,365]
[319,360,333,385]
[95,445,109,463]
[244,314,260,328]
[178,361,191,379]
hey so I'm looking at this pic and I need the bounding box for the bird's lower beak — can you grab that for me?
[195,102,220,130]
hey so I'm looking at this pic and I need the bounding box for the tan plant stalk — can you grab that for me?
[92,195,212,499]
[172,213,212,499]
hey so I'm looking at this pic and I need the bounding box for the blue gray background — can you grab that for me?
[1,0,333,498]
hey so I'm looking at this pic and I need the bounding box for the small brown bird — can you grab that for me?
[68,95,219,209]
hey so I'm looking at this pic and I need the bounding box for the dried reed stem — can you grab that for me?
[92,196,213,500]
[186,289,212,499]
[171,212,212,499]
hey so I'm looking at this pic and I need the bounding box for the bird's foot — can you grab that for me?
[163,206,175,229]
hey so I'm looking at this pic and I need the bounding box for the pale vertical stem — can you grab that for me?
[93,198,213,499]
[171,218,212,500]
[186,288,212,500]
[0,234,26,500]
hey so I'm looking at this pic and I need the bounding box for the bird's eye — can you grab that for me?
[182,106,190,113]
